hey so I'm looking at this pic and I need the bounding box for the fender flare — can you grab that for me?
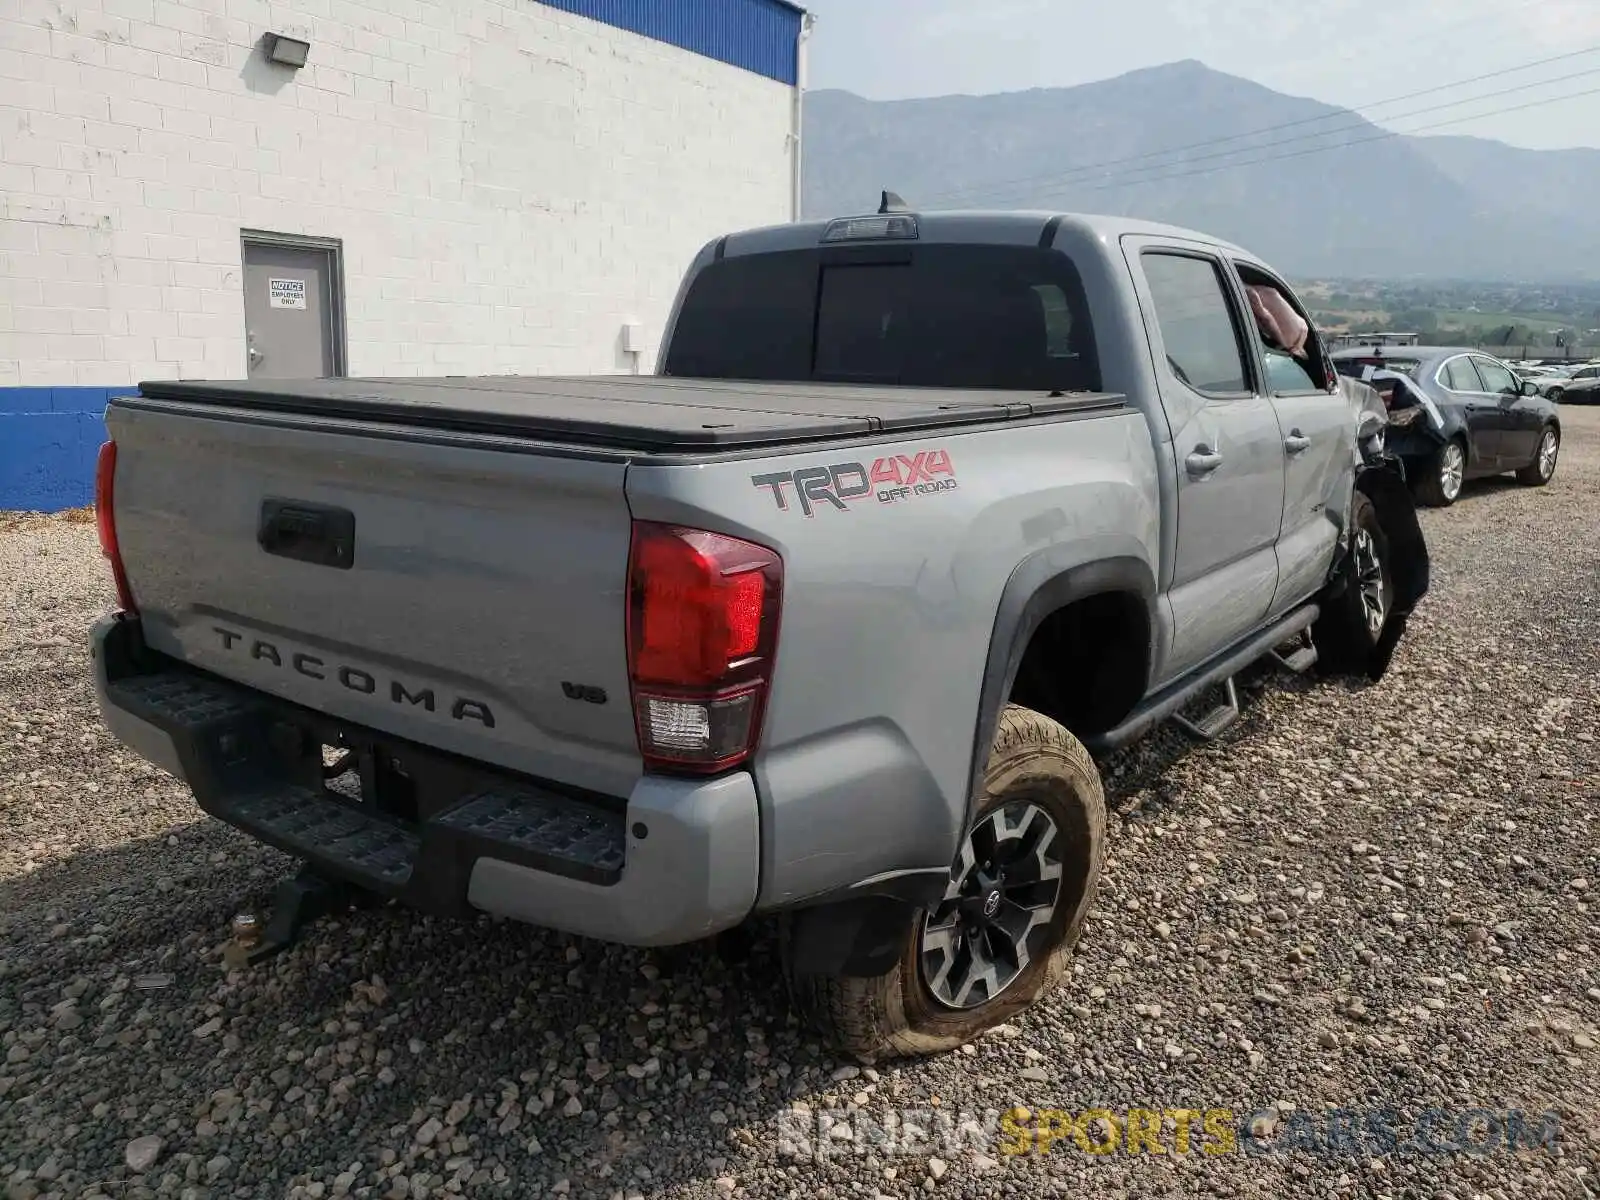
[964,547,1158,815]
[787,548,1158,981]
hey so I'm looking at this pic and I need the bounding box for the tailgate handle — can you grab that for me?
[258,499,356,569]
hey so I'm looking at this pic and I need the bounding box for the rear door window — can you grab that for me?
[1442,356,1484,392]
[664,245,1100,392]
[1140,252,1250,395]
[1472,357,1519,396]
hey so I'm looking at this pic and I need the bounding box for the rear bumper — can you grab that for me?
[91,616,759,947]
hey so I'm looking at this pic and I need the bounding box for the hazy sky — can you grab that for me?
[802,0,1600,152]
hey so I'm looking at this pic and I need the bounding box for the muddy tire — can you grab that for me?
[1313,490,1394,675]
[1414,438,1466,507]
[783,705,1105,1061]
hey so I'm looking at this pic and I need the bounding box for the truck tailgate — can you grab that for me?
[106,397,641,798]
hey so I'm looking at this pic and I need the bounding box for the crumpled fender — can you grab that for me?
[1353,457,1430,679]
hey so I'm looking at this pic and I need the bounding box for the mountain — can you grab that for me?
[1411,134,1600,228]
[801,61,1600,282]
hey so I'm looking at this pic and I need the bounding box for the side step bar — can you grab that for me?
[1172,676,1240,742]
[1083,603,1320,754]
[1269,631,1319,674]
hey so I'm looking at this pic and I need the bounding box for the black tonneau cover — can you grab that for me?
[135,375,1126,452]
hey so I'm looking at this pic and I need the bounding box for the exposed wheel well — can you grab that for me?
[1007,591,1150,739]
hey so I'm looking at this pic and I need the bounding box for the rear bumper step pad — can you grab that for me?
[99,635,626,912]
[231,786,421,888]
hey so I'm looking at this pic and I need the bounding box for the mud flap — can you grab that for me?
[1355,459,1430,680]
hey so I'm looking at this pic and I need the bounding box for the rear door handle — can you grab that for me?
[1185,447,1224,477]
[1284,431,1311,455]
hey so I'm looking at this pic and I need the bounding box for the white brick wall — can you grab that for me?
[0,0,796,385]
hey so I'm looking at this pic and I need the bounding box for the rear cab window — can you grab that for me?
[663,245,1101,392]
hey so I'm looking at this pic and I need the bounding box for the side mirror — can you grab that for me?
[1519,380,1539,397]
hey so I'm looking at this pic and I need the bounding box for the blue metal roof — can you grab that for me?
[535,0,804,86]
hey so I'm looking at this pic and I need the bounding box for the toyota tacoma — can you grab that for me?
[92,199,1428,1059]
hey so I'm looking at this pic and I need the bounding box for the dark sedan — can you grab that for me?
[1331,345,1561,506]
[1557,364,1600,404]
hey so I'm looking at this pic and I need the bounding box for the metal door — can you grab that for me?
[1230,263,1353,617]
[1437,355,1499,470]
[1472,355,1537,465]
[241,238,342,379]
[1123,240,1285,684]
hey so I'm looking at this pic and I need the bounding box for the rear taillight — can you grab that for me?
[95,440,137,614]
[626,521,782,774]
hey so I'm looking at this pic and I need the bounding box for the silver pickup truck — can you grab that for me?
[91,202,1427,1060]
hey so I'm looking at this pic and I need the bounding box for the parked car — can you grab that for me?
[1547,362,1600,403]
[1515,365,1573,398]
[1330,345,1561,506]
[91,204,1429,1059]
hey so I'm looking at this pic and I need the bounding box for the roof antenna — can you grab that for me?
[879,190,909,214]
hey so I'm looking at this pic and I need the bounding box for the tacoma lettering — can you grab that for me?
[391,681,435,710]
[211,625,494,727]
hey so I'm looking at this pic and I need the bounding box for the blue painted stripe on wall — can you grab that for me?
[0,386,134,512]
[536,0,801,85]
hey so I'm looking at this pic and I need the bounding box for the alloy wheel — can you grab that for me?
[1353,527,1387,639]
[1440,443,1465,502]
[1538,430,1559,480]
[920,801,1065,1010]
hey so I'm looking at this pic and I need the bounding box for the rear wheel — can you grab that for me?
[784,705,1105,1060]
[1313,491,1394,675]
[1514,425,1559,487]
[1414,439,1465,507]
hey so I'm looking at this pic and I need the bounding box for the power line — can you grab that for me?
[919,40,1599,207]
[958,64,1600,206]
[1233,0,1547,100]
[1070,84,1600,196]
[919,1,1562,206]
[924,40,1597,205]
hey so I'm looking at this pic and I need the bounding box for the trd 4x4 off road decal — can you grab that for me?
[752,450,957,517]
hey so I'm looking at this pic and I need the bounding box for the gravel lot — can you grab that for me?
[3,413,1598,1200]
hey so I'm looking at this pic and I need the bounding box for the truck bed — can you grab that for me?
[137,375,1126,452]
